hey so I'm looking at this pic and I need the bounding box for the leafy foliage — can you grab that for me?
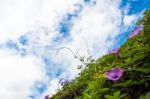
[105,91,127,99]
[140,91,150,99]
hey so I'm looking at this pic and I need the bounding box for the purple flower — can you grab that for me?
[105,68,124,82]
[44,95,49,99]
[111,48,120,54]
[59,79,69,86]
[128,24,144,38]
[108,48,120,56]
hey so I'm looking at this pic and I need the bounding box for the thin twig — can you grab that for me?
[56,47,79,59]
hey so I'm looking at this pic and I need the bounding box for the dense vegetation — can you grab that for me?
[49,9,150,99]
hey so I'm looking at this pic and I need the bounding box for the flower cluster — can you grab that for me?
[105,68,124,83]
[128,24,144,38]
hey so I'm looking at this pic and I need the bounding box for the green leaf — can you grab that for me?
[75,96,82,99]
[124,58,132,64]
[90,91,99,99]
[136,36,142,42]
[87,81,99,91]
[120,93,127,98]
[140,91,150,99]
[105,95,114,99]
[113,80,133,87]
[114,91,120,98]
[83,92,92,99]
[133,68,150,73]
[99,88,110,93]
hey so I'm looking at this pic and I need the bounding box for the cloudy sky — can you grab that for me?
[0,0,149,99]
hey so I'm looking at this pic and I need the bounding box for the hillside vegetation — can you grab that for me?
[49,9,150,99]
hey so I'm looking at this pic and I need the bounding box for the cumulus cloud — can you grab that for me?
[0,0,80,43]
[0,49,45,99]
[0,0,41,42]
[0,0,140,99]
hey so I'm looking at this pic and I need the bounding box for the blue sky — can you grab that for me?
[113,0,150,48]
[0,0,149,99]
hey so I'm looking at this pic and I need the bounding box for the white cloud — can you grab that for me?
[0,0,81,43]
[0,0,41,42]
[0,49,45,99]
